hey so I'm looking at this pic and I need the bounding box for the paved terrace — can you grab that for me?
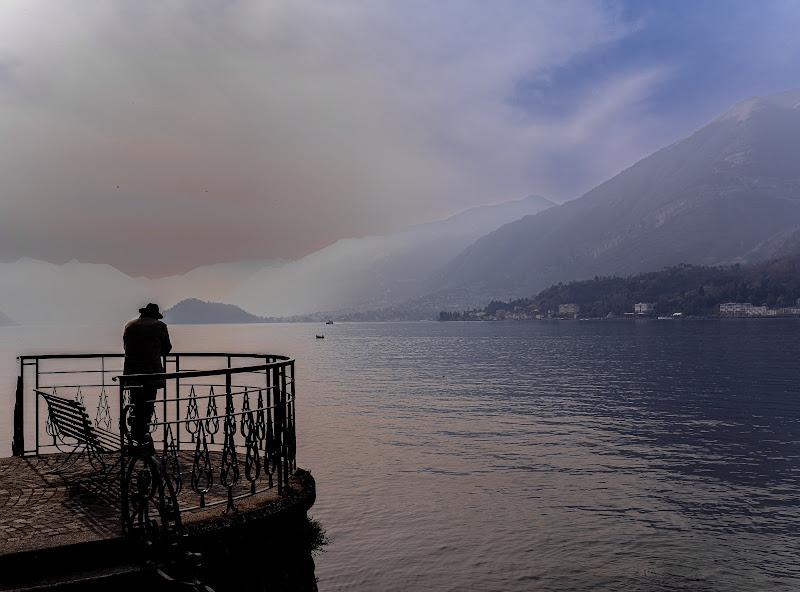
[5,353,312,589]
[0,452,314,592]
[0,454,122,556]
[0,452,314,557]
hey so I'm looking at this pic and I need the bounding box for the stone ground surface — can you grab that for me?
[0,455,120,556]
[0,450,294,557]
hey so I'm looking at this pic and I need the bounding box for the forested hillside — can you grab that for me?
[441,255,800,320]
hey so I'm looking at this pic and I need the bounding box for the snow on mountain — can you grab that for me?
[711,88,800,124]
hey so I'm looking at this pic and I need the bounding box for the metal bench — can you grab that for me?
[37,390,120,470]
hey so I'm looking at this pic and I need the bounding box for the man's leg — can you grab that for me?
[130,385,157,443]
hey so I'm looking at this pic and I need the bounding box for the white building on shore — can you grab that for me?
[719,302,772,317]
[558,303,580,315]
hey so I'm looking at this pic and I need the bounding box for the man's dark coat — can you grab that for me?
[123,316,172,387]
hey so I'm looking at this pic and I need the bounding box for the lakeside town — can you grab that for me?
[439,257,800,322]
[439,299,800,322]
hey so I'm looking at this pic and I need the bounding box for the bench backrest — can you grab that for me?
[37,391,119,453]
[39,391,92,441]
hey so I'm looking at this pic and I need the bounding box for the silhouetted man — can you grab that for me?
[123,303,172,442]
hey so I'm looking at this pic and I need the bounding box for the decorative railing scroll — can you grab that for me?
[120,356,296,511]
[120,414,212,591]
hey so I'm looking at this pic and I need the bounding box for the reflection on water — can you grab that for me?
[1,320,799,591]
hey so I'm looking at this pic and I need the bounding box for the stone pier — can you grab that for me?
[0,454,317,591]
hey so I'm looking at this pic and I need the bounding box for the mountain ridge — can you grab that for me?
[427,88,800,306]
[224,195,556,317]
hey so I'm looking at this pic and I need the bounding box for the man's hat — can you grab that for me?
[139,303,163,319]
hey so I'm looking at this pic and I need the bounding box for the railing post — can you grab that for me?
[161,356,167,450]
[35,359,40,456]
[12,359,24,456]
[288,360,296,472]
[119,378,127,536]
[276,364,287,493]
[175,355,181,451]
[281,362,291,485]
[271,364,282,495]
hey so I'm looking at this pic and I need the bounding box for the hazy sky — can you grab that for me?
[2,1,800,276]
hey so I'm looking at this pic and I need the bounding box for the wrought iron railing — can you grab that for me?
[14,352,298,590]
[14,353,297,513]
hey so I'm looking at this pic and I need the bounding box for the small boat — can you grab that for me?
[316,334,324,339]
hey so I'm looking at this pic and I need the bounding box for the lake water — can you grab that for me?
[1,319,799,591]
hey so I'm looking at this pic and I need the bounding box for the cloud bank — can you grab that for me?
[1,1,799,275]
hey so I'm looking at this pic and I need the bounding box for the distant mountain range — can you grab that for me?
[4,88,800,324]
[0,257,281,325]
[428,89,800,306]
[0,196,553,324]
[225,195,555,317]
